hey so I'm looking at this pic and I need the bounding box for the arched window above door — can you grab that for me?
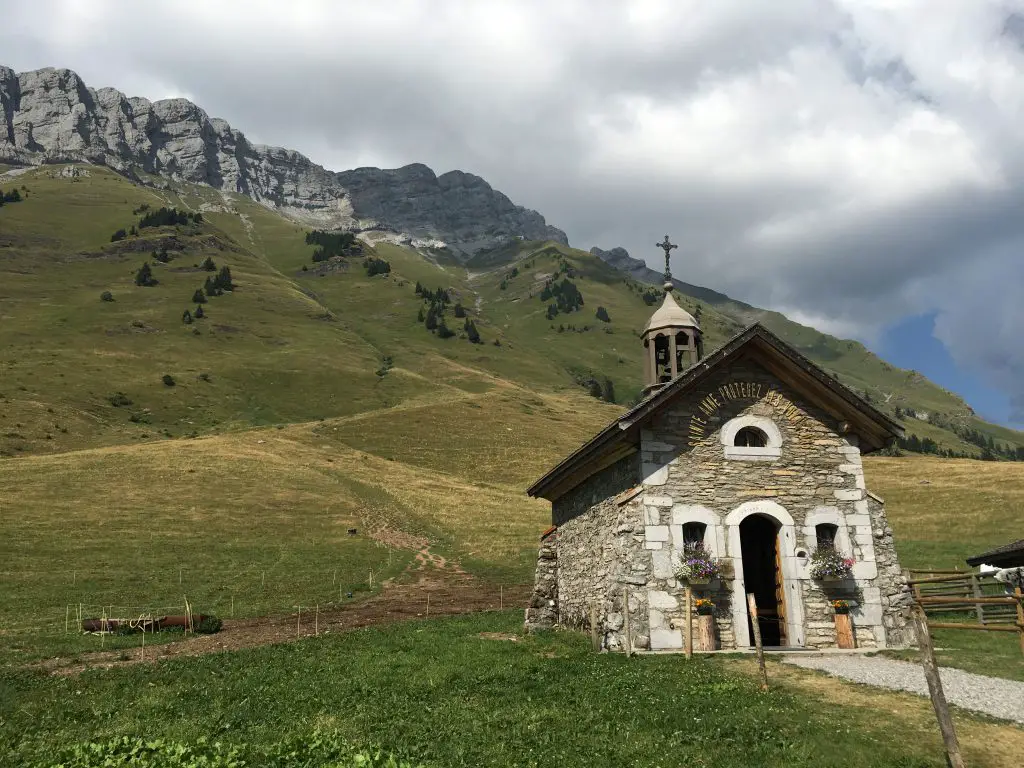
[720,415,783,461]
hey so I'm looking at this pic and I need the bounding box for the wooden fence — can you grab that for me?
[905,568,1024,656]
[907,568,1018,623]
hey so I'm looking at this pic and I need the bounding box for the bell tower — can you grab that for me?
[642,235,703,395]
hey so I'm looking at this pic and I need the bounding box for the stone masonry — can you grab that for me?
[525,359,912,652]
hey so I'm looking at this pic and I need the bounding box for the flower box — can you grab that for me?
[809,545,855,581]
[673,543,722,585]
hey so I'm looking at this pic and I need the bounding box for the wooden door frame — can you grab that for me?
[726,500,806,649]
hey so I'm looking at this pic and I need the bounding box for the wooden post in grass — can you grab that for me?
[623,587,632,658]
[296,606,301,639]
[911,604,965,768]
[65,605,70,634]
[426,592,430,618]
[315,604,319,636]
[746,593,768,691]
[1016,587,1024,657]
[590,599,599,651]
[685,587,693,659]
[970,572,984,625]
[500,585,503,611]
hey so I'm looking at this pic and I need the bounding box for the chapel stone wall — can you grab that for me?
[535,453,647,650]
[637,360,910,650]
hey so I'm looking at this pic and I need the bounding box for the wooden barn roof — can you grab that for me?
[966,540,1024,568]
[526,322,904,502]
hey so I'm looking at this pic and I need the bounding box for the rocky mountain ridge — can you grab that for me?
[0,65,566,258]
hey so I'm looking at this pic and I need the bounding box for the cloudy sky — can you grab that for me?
[4,0,1024,426]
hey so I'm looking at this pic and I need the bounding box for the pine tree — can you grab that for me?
[415,281,424,296]
[202,256,217,272]
[135,262,157,287]
[417,306,425,322]
[595,306,611,323]
[192,289,207,304]
[194,305,205,319]
[437,318,455,339]
[466,320,481,344]
[215,266,233,291]
[425,306,439,331]
[182,310,193,324]
[454,303,466,318]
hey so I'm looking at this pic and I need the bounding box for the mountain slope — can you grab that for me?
[0,66,564,256]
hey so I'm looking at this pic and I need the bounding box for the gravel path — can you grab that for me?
[781,654,1024,724]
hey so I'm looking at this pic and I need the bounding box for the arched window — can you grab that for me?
[734,426,768,448]
[682,521,707,548]
[721,416,783,460]
[815,523,838,548]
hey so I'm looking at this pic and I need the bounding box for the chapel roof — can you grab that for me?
[526,322,904,501]
[642,292,699,334]
[966,540,1024,568]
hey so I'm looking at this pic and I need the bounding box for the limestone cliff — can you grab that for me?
[0,65,566,257]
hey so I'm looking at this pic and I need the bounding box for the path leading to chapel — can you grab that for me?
[781,654,1024,724]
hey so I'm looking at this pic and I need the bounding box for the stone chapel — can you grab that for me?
[524,237,912,652]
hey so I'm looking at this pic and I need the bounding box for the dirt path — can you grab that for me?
[33,543,526,676]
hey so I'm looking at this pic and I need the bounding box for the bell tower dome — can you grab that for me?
[642,235,703,395]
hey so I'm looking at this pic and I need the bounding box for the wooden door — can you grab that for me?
[773,533,788,645]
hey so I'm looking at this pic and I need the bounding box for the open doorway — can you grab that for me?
[740,514,788,647]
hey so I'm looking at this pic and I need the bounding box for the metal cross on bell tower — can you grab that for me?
[656,235,677,292]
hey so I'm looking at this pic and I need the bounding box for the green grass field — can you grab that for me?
[3,611,1022,768]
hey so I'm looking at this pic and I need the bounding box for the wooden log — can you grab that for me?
[834,613,855,649]
[590,600,599,652]
[916,596,1018,605]
[697,614,716,651]
[746,593,768,691]
[909,569,968,575]
[908,573,976,585]
[911,605,965,768]
[927,621,1023,631]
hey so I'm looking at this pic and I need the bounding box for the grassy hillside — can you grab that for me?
[2,163,1020,460]
[2,162,1023,673]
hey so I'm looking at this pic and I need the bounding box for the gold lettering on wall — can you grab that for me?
[688,379,804,443]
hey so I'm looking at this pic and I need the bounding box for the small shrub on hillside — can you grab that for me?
[464,319,481,344]
[595,306,611,323]
[453,303,467,318]
[194,305,205,319]
[107,392,133,407]
[110,228,127,242]
[182,310,193,324]
[198,372,211,382]
[376,356,394,377]
[202,256,217,272]
[194,615,223,634]
[99,291,114,302]
[162,374,176,387]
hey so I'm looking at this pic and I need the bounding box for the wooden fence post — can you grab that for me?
[590,599,599,652]
[1016,586,1024,657]
[911,604,965,768]
[623,587,632,658]
[685,587,693,659]
[746,593,768,691]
